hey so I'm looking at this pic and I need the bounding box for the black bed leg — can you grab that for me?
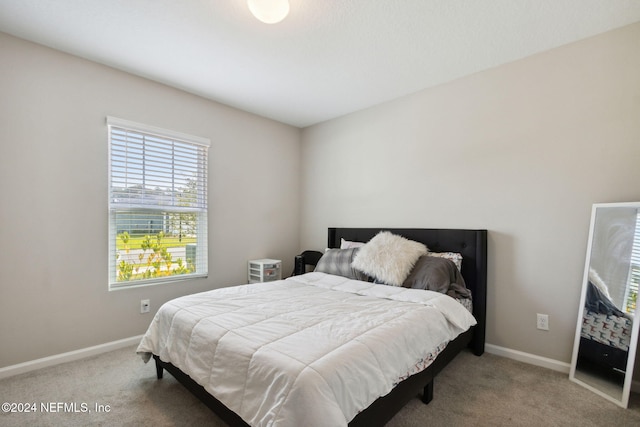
[422,381,433,404]
[155,358,164,379]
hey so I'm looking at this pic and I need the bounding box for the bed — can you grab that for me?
[137,227,487,426]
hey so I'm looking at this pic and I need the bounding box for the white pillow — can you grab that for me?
[352,231,428,286]
[340,238,365,249]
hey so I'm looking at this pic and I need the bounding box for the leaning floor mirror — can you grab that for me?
[570,202,640,407]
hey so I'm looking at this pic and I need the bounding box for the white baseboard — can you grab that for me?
[0,335,143,380]
[485,343,571,373]
[485,343,640,393]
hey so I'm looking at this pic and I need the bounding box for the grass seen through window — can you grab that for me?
[116,231,196,282]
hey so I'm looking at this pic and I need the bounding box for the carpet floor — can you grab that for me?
[1,345,639,426]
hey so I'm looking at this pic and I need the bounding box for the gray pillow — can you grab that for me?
[402,256,471,299]
[314,248,369,281]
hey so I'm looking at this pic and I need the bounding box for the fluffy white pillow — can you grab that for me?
[352,231,428,286]
[588,268,611,299]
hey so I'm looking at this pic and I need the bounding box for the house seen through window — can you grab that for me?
[108,117,209,289]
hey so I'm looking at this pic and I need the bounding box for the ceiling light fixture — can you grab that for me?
[248,0,290,24]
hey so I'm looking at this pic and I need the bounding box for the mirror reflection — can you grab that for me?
[570,202,640,407]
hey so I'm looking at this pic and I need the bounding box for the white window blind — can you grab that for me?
[625,212,640,313]
[107,117,209,289]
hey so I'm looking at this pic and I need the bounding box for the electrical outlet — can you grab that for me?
[140,299,150,314]
[537,313,549,330]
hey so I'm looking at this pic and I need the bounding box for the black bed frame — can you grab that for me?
[153,228,488,426]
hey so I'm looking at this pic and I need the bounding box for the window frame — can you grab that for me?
[107,116,209,290]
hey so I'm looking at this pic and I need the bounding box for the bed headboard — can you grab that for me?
[328,227,487,355]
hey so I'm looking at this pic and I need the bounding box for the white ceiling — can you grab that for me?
[1,1,640,128]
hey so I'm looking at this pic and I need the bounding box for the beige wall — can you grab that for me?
[0,33,301,367]
[300,23,640,363]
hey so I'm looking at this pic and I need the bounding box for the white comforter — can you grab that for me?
[137,272,476,427]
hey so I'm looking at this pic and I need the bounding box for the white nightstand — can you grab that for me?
[248,259,282,283]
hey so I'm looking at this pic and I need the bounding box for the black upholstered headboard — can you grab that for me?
[328,227,488,355]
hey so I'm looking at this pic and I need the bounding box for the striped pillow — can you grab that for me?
[314,248,369,281]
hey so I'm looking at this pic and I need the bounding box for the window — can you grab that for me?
[624,212,640,313]
[107,117,209,289]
